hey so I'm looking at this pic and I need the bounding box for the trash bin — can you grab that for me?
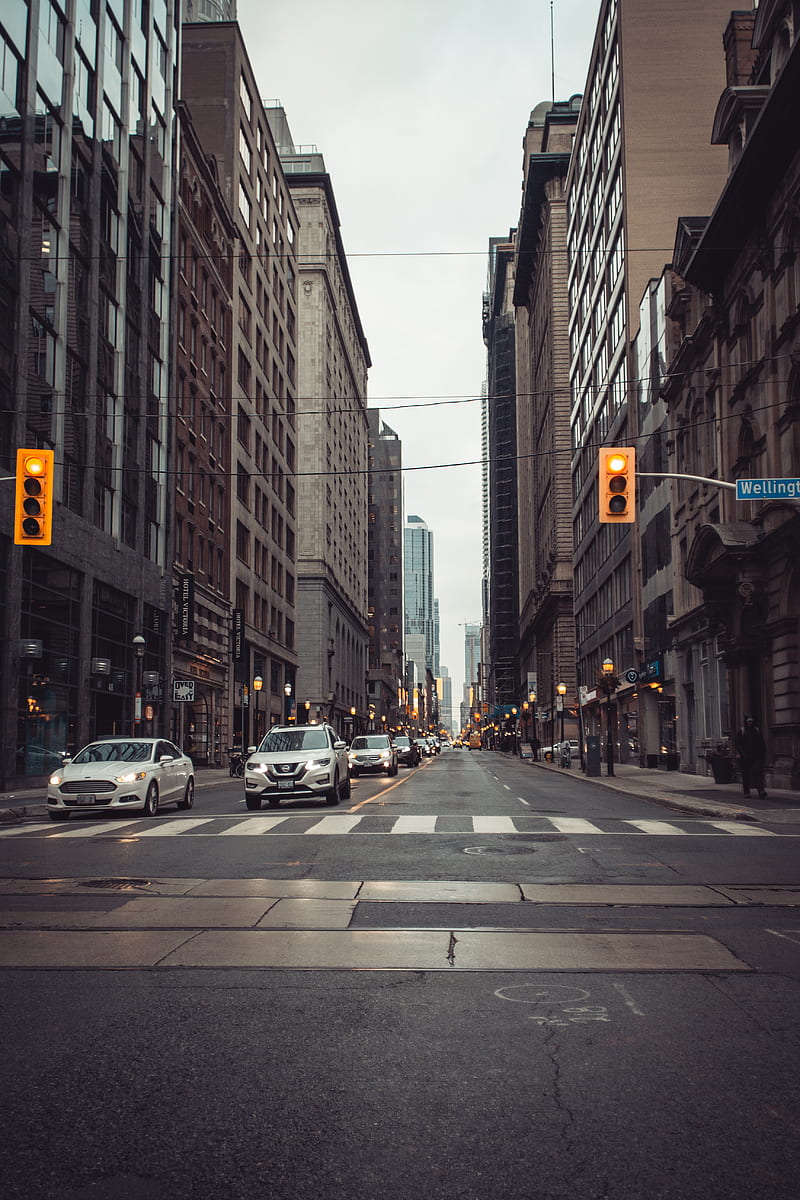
[585,734,601,777]
[709,753,734,784]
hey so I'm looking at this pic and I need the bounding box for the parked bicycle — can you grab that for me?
[228,749,245,778]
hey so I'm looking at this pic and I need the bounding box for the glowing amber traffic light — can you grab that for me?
[599,446,635,523]
[14,449,55,545]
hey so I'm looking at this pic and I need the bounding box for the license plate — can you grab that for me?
[277,780,294,791]
[75,795,96,805]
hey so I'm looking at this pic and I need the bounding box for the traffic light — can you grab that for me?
[599,446,635,523]
[14,449,55,545]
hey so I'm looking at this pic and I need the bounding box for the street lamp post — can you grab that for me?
[601,658,617,777]
[557,683,567,766]
[529,691,537,759]
[283,682,292,724]
[253,676,262,745]
[303,699,311,724]
[132,635,145,736]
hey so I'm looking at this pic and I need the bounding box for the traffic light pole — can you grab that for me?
[635,472,736,491]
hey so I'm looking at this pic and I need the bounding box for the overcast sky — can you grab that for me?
[236,0,599,710]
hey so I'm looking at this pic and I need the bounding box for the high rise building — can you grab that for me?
[366,412,404,730]
[265,107,371,734]
[170,100,237,762]
[0,0,180,784]
[461,622,482,731]
[181,22,299,743]
[513,97,580,755]
[403,515,434,687]
[567,0,737,765]
[482,236,519,710]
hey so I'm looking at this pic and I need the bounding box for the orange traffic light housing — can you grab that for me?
[599,446,635,523]
[14,449,55,545]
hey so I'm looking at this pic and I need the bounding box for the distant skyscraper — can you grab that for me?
[182,0,237,20]
[403,516,435,682]
[367,412,404,726]
[462,623,482,725]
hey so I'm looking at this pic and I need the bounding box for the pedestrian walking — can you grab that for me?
[735,716,767,798]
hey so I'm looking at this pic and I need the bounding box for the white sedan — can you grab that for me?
[47,737,194,821]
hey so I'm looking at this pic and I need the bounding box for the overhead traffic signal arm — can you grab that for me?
[14,449,55,545]
[598,446,635,523]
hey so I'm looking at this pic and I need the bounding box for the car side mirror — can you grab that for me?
[246,746,257,753]
[159,755,174,763]
[334,740,347,750]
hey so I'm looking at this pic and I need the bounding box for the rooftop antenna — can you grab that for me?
[550,0,556,104]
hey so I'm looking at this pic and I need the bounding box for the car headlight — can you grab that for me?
[305,756,332,771]
[49,772,63,786]
[379,751,391,761]
[248,762,269,774]
[114,770,147,784]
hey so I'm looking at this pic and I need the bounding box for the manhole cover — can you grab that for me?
[462,835,567,856]
[82,878,153,890]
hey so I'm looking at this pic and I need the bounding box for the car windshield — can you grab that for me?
[351,736,390,749]
[394,737,411,747]
[73,741,153,764]
[259,729,328,752]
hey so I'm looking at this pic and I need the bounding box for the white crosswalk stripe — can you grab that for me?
[548,817,605,835]
[218,816,290,835]
[0,814,786,839]
[391,816,437,834]
[627,819,688,835]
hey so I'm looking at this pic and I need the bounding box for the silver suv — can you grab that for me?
[244,724,350,809]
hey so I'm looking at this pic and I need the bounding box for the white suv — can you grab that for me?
[244,724,350,809]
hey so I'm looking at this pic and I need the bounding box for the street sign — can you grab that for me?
[736,478,800,500]
[625,669,639,684]
[173,680,195,702]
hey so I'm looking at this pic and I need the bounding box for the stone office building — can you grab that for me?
[662,3,800,790]
[181,22,300,745]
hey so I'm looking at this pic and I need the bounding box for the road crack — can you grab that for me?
[446,930,458,966]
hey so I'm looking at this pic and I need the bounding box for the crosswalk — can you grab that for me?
[0,813,789,839]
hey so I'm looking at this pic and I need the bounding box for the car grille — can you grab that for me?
[266,761,303,780]
[60,780,117,794]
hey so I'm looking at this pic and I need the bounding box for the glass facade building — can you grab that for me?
[0,0,179,783]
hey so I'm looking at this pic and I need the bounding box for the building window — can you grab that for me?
[239,74,252,122]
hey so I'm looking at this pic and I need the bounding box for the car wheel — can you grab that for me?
[48,811,70,822]
[246,794,262,810]
[341,774,351,800]
[392,763,399,776]
[142,781,159,817]
[326,773,340,805]
[351,769,359,778]
[268,796,281,808]
[177,777,194,810]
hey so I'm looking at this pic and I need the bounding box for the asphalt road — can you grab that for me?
[2,749,799,1200]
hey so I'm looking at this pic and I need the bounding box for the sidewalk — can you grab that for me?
[525,754,800,823]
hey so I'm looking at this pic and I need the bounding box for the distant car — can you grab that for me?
[414,737,432,758]
[348,734,398,777]
[393,735,420,767]
[244,724,349,809]
[467,733,482,750]
[47,737,194,821]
